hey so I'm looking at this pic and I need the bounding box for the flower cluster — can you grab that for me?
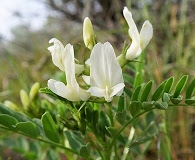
[47,7,153,102]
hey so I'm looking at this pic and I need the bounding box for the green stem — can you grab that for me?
[0,126,78,155]
[163,111,172,160]
[117,54,129,68]
[103,148,111,160]
[168,104,195,107]
[105,103,118,159]
[109,108,155,149]
[114,143,118,160]
[86,134,105,160]
[105,103,114,126]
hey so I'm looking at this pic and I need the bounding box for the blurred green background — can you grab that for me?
[0,0,194,159]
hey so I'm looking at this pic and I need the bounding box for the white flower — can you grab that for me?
[87,42,125,102]
[123,7,153,60]
[48,38,84,74]
[48,44,90,101]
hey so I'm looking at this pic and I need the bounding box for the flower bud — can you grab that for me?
[83,17,95,50]
[20,89,30,110]
[4,100,19,111]
[29,82,40,100]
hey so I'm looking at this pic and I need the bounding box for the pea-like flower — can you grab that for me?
[123,7,153,60]
[48,44,90,101]
[48,38,84,74]
[87,42,125,102]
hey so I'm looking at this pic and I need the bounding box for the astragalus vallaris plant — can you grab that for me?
[0,6,194,160]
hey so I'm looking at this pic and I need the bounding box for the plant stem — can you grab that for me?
[109,108,155,149]
[117,54,129,68]
[114,143,118,160]
[168,104,195,107]
[86,134,105,160]
[106,103,119,159]
[105,103,114,126]
[0,126,78,155]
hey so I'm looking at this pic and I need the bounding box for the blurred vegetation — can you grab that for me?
[0,0,194,159]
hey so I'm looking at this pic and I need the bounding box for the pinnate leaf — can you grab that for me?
[162,93,171,102]
[154,102,168,110]
[116,110,127,125]
[15,121,39,138]
[0,114,18,128]
[152,80,166,101]
[131,85,142,101]
[185,97,195,105]
[140,81,153,102]
[79,143,90,159]
[171,95,183,105]
[41,112,60,143]
[134,72,142,88]
[129,101,142,117]
[118,93,126,112]
[173,75,188,98]
[186,78,195,99]
[142,101,154,111]
[64,130,84,152]
[164,77,174,93]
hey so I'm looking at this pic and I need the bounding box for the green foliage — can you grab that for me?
[163,77,174,93]
[134,72,142,88]
[79,143,91,159]
[185,78,195,105]
[0,1,194,159]
[152,80,167,101]
[1,72,194,160]
[116,110,127,125]
[15,122,39,138]
[186,78,195,99]
[154,101,168,110]
[131,85,142,101]
[41,112,60,143]
[140,81,153,102]
[129,101,142,117]
[64,130,85,153]
[173,75,188,98]
[128,76,195,112]
[0,114,18,128]
[0,103,79,156]
[0,103,37,136]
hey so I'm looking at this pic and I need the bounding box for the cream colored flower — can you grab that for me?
[48,38,84,74]
[123,7,153,60]
[48,44,90,101]
[87,42,125,102]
